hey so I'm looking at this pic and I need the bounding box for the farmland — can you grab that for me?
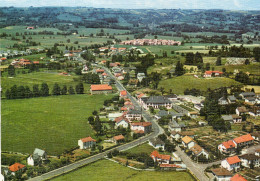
[51,159,196,181]
[1,94,114,155]
[158,75,242,95]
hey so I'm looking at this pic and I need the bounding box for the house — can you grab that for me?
[230,174,247,181]
[194,103,204,111]
[155,110,170,120]
[27,148,47,166]
[218,97,229,105]
[240,153,260,168]
[190,144,209,159]
[171,112,184,120]
[231,114,242,123]
[245,97,256,104]
[171,131,195,141]
[78,136,96,149]
[120,90,127,98]
[233,134,254,148]
[239,92,255,99]
[221,155,241,171]
[114,116,129,128]
[228,95,237,104]
[150,150,171,164]
[221,115,233,123]
[164,94,178,102]
[130,122,152,134]
[182,136,195,149]
[251,132,260,142]
[204,71,223,78]
[211,168,233,181]
[218,140,236,154]
[249,106,260,116]
[188,111,198,118]
[108,113,123,121]
[125,109,142,121]
[113,135,125,144]
[90,84,113,95]
[168,120,182,132]
[149,137,165,150]
[236,107,248,116]
[256,149,260,156]
[137,73,146,82]
[141,96,172,110]
[8,163,25,175]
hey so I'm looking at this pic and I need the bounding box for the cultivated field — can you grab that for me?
[51,159,196,181]
[2,94,114,155]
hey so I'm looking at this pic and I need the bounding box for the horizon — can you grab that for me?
[1,0,260,11]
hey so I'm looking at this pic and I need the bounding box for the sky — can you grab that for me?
[1,0,260,10]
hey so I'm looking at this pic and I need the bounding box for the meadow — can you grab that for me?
[1,94,114,155]
[158,75,242,95]
[51,159,196,181]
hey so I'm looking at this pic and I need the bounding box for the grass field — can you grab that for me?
[2,94,114,155]
[125,142,155,155]
[1,71,91,96]
[158,75,242,95]
[52,159,195,181]
[214,63,260,75]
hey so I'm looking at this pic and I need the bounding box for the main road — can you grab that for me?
[28,66,163,181]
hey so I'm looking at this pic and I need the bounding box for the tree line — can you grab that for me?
[5,82,84,99]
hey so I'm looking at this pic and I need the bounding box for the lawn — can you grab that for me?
[51,159,195,181]
[1,94,114,155]
[125,142,155,155]
[214,63,260,75]
[158,75,242,95]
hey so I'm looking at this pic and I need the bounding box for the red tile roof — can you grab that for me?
[120,90,127,96]
[91,84,112,91]
[150,150,160,158]
[1,57,7,60]
[205,71,223,75]
[150,150,171,160]
[230,174,247,181]
[160,164,181,168]
[137,93,145,99]
[113,135,125,141]
[114,116,129,123]
[211,168,232,176]
[33,61,39,64]
[102,73,107,76]
[96,69,104,73]
[182,136,193,144]
[222,140,236,149]
[131,122,152,127]
[80,136,96,143]
[121,107,128,111]
[233,134,254,144]
[133,130,145,134]
[9,163,25,172]
[226,156,241,165]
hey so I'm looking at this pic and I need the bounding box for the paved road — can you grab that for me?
[28,66,163,181]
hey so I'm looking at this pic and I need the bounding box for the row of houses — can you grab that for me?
[120,39,181,46]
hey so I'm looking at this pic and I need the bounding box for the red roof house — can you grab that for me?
[233,134,254,147]
[150,150,171,164]
[230,174,247,181]
[9,163,25,172]
[120,90,127,97]
[90,84,113,95]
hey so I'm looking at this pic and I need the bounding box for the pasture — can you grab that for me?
[51,159,195,181]
[1,94,114,155]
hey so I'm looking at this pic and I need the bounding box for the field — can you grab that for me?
[125,142,155,155]
[1,71,91,96]
[51,159,195,181]
[158,75,242,95]
[2,94,114,155]
[214,63,260,75]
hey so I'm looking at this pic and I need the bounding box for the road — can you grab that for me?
[28,66,163,181]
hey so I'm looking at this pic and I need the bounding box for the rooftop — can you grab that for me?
[80,136,96,143]
[113,135,125,141]
[91,84,112,91]
[233,134,254,144]
[182,136,193,144]
[226,155,241,165]
[230,174,247,181]
[211,168,232,176]
[9,163,25,172]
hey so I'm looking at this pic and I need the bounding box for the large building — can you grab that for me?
[140,96,172,110]
[90,84,113,95]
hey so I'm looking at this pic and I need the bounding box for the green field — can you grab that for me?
[52,159,195,181]
[214,63,260,75]
[125,142,155,154]
[1,71,91,96]
[158,75,242,95]
[2,94,114,155]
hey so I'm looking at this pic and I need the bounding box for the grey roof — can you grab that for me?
[171,112,184,117]
[240,92,255,97]
[146,96,171,104]
[221,115,233,121]
[246,97,256,101]
[228,95,237,101]
[169,120,181,128]
[157,110,169,117]
[218,97,228,101]
[149,137,165,145]
[165,94,177,99]
[33,148,46,157]
[128,109,142,115]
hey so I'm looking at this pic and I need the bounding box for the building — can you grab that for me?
[240,153,260,168]
[231,114,242,123]
[149,137,165,150]
[211,168,233,181]
[230,174,247,181]
[233,134,254,148]
[8,163,26,175]
[218,97,229,105]
[137,73,146,82]
[204,71,223,78]
[141,96,172,110]
[228,95,237,104]
[239,92,255,99]
[221,156,241,171]
[168,120,182,132]
[90,84,113,95]
[120,90,127,98]
[130,122,152,134]
[125,109,142,121]
[251,132,260,142]
[27,148,47,166]
[78,136,96,149]
[114,116,129,128]
[244,97,256,104]
[171,131,195,141]
[150,150,171,164]
[218,140,236,154]
[236,107,248,116]
[190,144,209,159]
[182,136,195,149]
[108,113,123,121]
[113,135,125,144]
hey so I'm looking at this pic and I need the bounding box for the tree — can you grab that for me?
[75,83,84,94]
[245,59,250,65]
[33,84,40,97]
[92,110,98,116]
[216,56,222,66]
[61,85,67,95]
[17,85,25,98]
[68,86,75,94]
[24,86,32,98]
[88,116,94,125]
[52,83,61,95]
[5,89,11,99]
[40,83,49,96]
[175,61,185,76]
[7,65,15,77]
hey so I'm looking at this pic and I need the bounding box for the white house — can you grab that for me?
[236,106,248,116]
[190,144,209,159]
[149,137,165,150]
[182,136,195,149]
[27,156,34,166]
[233,134,254,148]
[130,122,152,134]
[78,136,96,149]
[114,116,129,128]
[125,109,142,121]
[150,150,171,164]
[221,156,241,171]
[211,168,232,181]
[168,120,182,132]
[218,140,236,154]
[245,97,256,104]
[27,148,47,166]
[141,96,172,110]
[240,153,260,168]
